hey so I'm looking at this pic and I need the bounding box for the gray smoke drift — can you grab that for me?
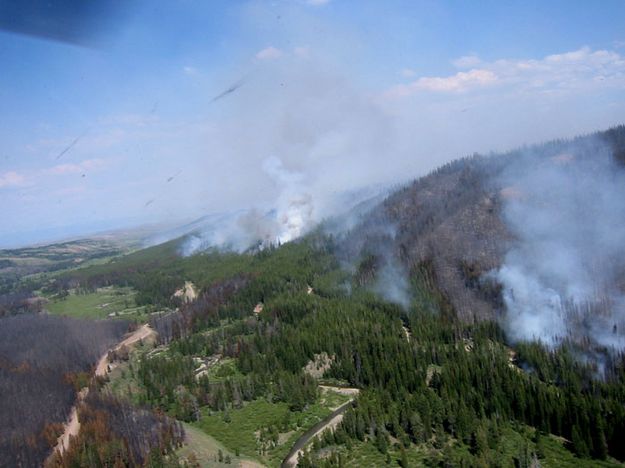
[180,209,278,255]
[364,223,412,308]
[336,213,412,308]
[180,155,315,255]
[373,252,411,309]
[262,156,314,244]
[494,139,625,351]
[172,47,425,257]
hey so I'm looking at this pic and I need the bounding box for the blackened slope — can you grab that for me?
[369,155,510,321]
[0,314,128,467]
[344,125,625,322]
[50,391,185,467]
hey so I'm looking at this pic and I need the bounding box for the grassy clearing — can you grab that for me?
[44,286,147,320]
[539,434,620,468]
[319,388,352,410]
[206,357,244,382]
[318,440,431,467]
[194,390,352,467]
[177,423,263,467]
[489,425,619,467]
[194,399,289,465]
[104,343,148,405]
[342,440,390,466]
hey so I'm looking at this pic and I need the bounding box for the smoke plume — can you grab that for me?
[261,156,314,244]
[372,252,411,309]
[494,138,625,352]
[177,50,413,255]
[181,155,316,254]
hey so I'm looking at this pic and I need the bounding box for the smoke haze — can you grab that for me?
[2,1,625,251]
[179,55,408,254]
[494,139,625,351]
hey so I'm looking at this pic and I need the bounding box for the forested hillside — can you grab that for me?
[341,125,625,322]
[46,235,625,465]
[3,127,625,467]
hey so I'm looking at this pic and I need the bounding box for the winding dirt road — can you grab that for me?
[281,387,359,468]
[50,324,155,458]
[95,323,153,377]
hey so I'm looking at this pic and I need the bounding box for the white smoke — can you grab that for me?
[494,139,625,351]
[179,155,316,255]
[176,50,413,255]
[373,255,411,309]
[180,208,279,255]
[177,175,388,256]
[261,156,314,243]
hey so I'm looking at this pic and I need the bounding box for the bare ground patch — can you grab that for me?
[303,353,335,379]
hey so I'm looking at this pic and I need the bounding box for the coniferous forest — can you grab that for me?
[2,127,625,467]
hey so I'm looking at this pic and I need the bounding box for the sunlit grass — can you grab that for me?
[194,390,351,467]
[45,286,147,320]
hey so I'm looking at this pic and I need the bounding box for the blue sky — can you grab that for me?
[1,0,624,247]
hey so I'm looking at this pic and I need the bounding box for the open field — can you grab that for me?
[45,286,148,320]
[103,345,147,404]
[0,239,124,262]
[178,423,265,468]
[0,239,127,281]
[194,390,352,467]
[195,399,294,465]
[204,357,244,382]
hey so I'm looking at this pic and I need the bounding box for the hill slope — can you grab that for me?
[343,125,625,323]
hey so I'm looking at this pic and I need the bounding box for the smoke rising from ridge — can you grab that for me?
[181,155,316,254]
[494,139,625,351]
[262,156,314,244]
[174,41,625,256]
[4,0,625,248]
[372,250,411,309]
[180,54,410,254]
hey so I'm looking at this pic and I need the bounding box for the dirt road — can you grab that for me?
[95,323,153,376]
[50,324,155,458]
[281,399,355,468]
[52,388,86,457]
[318,385,360,397]
[281,386,359,467]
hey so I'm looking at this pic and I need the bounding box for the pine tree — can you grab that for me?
[571,425,589,459]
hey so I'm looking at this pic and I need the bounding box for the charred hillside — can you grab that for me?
[0,315,129,467]
[343,125,625,323]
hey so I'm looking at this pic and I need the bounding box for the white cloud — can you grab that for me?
[492,47,625,91]
[306,0,331,5]
[255,46,284,60]
[47,159,107,176]
[388,69,497,96]
[400,68,416,78]
[452,55,481,69]
[0,171,25,188]
[544,46,597,63]
[183,66,198,75]
[48,164,81,175]
[387,46,625,98]
[420,69,497,91]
